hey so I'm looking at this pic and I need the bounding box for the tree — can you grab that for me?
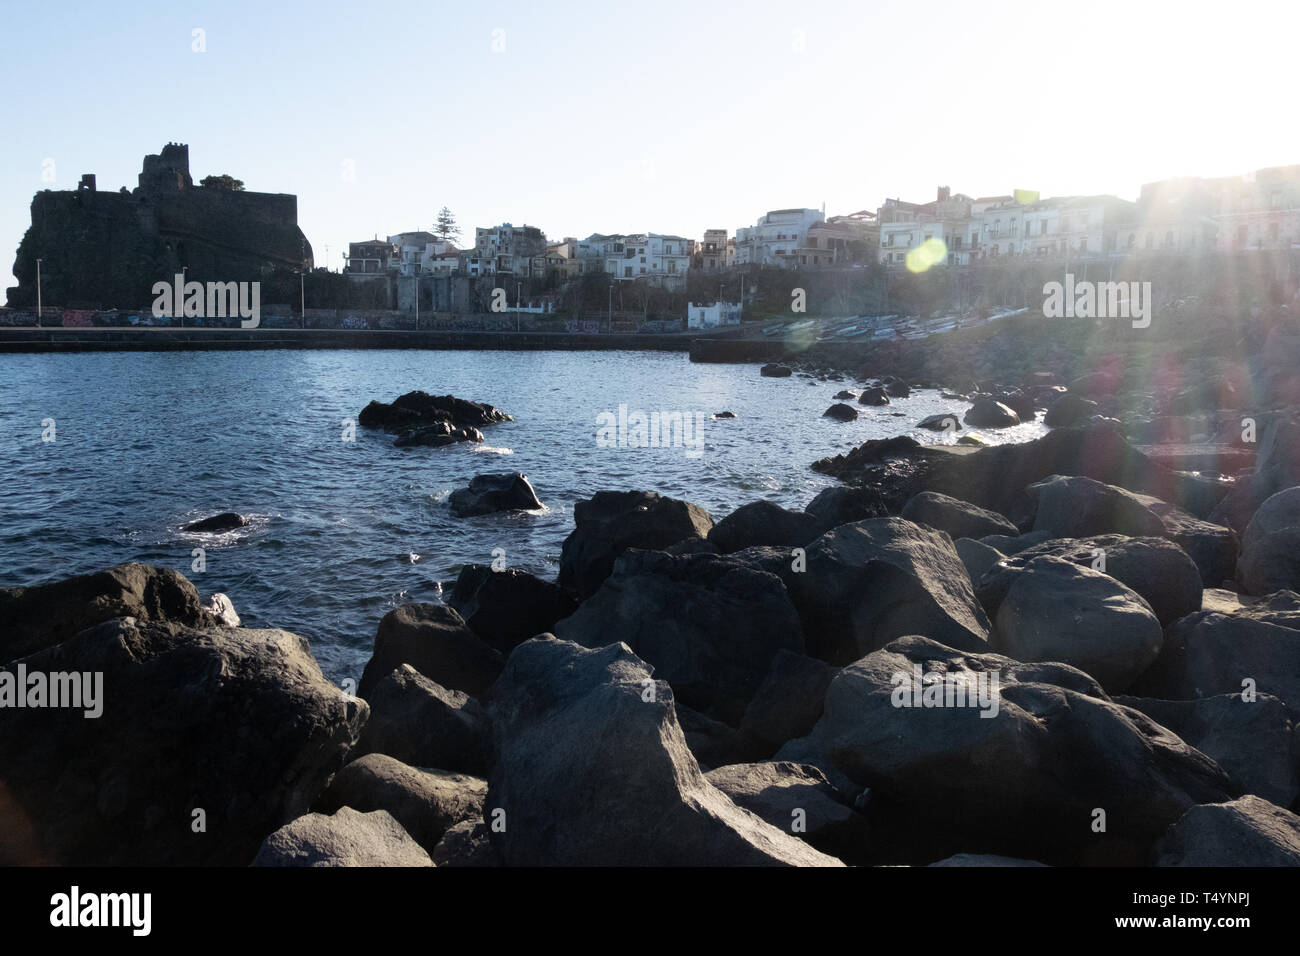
[434,206,460,243]
[199,174,245,191]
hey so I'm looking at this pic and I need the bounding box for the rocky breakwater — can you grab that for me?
[8,414,1300,865]
[358,390,511,448]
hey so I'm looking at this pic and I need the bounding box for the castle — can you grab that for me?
[7,144,314,309]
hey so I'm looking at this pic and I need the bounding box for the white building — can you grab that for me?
[604,233,692,287]
[469,223,548,276]
[387,231,458,275]
[687,301,742,329]
[734,208,825,266]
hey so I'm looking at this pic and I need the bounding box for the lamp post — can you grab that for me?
[35,258,42,324]
[180,266,187,327]
[413,265,419,331]
[300,270,306,328]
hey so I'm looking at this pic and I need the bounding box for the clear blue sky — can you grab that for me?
[1,0,1293,285]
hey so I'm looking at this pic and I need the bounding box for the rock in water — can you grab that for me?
[557,490,714,600]
[448,473,544,517]
[788,517,990,663]
[917,413,960,431]
[358,603,502,699]
[251,808,432,867]
[0,561,213,662]
[823,403,859,421]
[963,399,1020,428]
[858,387,890,406]
[0,617,367,866]
[358,391,510,432]
[760,363,793,377]
[184,512,248,533]
[486,636,841,866]
[392,423,484,448]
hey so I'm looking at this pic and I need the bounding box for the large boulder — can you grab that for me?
[787,517,990,663]
[1114,694,1299,808]
[963,399,1020,428]
[917,413,961,432]
[359,391,510,432]
[0,562,214,662]
[1211,419,1300,531]
[740,649,839,754]
[313,754,486,854]
[554,550,803,725]
[1130,610,1300,716]
[557,490,714,600]
[823,403,859,422]
[486,636,841,866]
[776,636,1234,865]
[351,665,491,775]
[707,500,823,554]
[1043,394,1099,428]
[431,819,498,867]
[977,535,1203,627]
[1239,486,1300,594]
[448,473,544,517]
[1156,796,1300,866]
[705,762,871,863]
[900,491,1018,540]
[443,565,577,656]
[803,486,889,531]
[990,556,1163,692]
[1028,475,1167,538]
[955,538,1004,586]
[0,618,366,866]
[760,363,793,377]
[1134,493,1238,586]
[250,808,432,867]
[858,387,890,406]
[358,603,502,700]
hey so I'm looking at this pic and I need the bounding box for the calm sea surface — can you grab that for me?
[0,349,1046,683]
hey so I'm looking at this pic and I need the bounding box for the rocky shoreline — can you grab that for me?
[3,377,1300,865]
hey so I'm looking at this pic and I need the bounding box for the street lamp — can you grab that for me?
[180,266,187,328]
[35,258,42,324]
[413,264,419,331]
[299,270,306,328]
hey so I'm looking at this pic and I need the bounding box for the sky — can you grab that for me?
[1,0,1295,285]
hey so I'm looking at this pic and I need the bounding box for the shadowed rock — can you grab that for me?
[358,603,502,700]
[708,500,823,554]
[1156,796,1300,866]
[352,665,491,775]
[251,808,431,867]
[448,473,544,517]
[444,565,576,656]
[184,512,247,533]
[901,491,1018,540]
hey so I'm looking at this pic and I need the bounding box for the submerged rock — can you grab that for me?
[184,512,248,533]
[359,391,510,432]
[448,472,544,517]
[760,363,793,377]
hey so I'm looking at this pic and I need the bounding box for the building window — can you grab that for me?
[624,267,632,277]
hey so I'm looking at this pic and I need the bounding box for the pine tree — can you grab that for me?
[435,207,460,243]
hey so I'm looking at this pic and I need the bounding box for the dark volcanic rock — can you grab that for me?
[804,486,890,531]
[761,363,793,377]
[708,500,823,554]
[0,618,366,866]
[251,807,431,867]
[444,565,577,656]
[676,703,762,770]
[740,649,839,753]
[713,410,737,419]
[447,472,544,517]
[885,380,911,399]
[990,555,1164,692]
[431,819,498,866]
[0,561,213,663]
[776,636,1234,865]
[955,538,1004,585]
[978,534,1203,627]
[313,753,486,854]
[787,517,990,663]
[358,603,503,700]
[352,665,491,775]
[963,399,1020,428]
[1239,486,1300,594]
[833,389,858,400]
[858,387,890,406]
[1133,492,1239,587]
[557,490,714,600]
[1156,796,1300,866]
[554,550,804,725]
[706,762,870,863]
[1044,394,1099,428]
[184,511,248,533]
[1114,694,1299,808]
[900,491,1018,540]
[1029,474,1168,538]
[486,636,840,865]
[359,391,510,432]
[392,422,484,448]
[917,413,961,432]
[1130,610,1300,715]
[823,403,859,421]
